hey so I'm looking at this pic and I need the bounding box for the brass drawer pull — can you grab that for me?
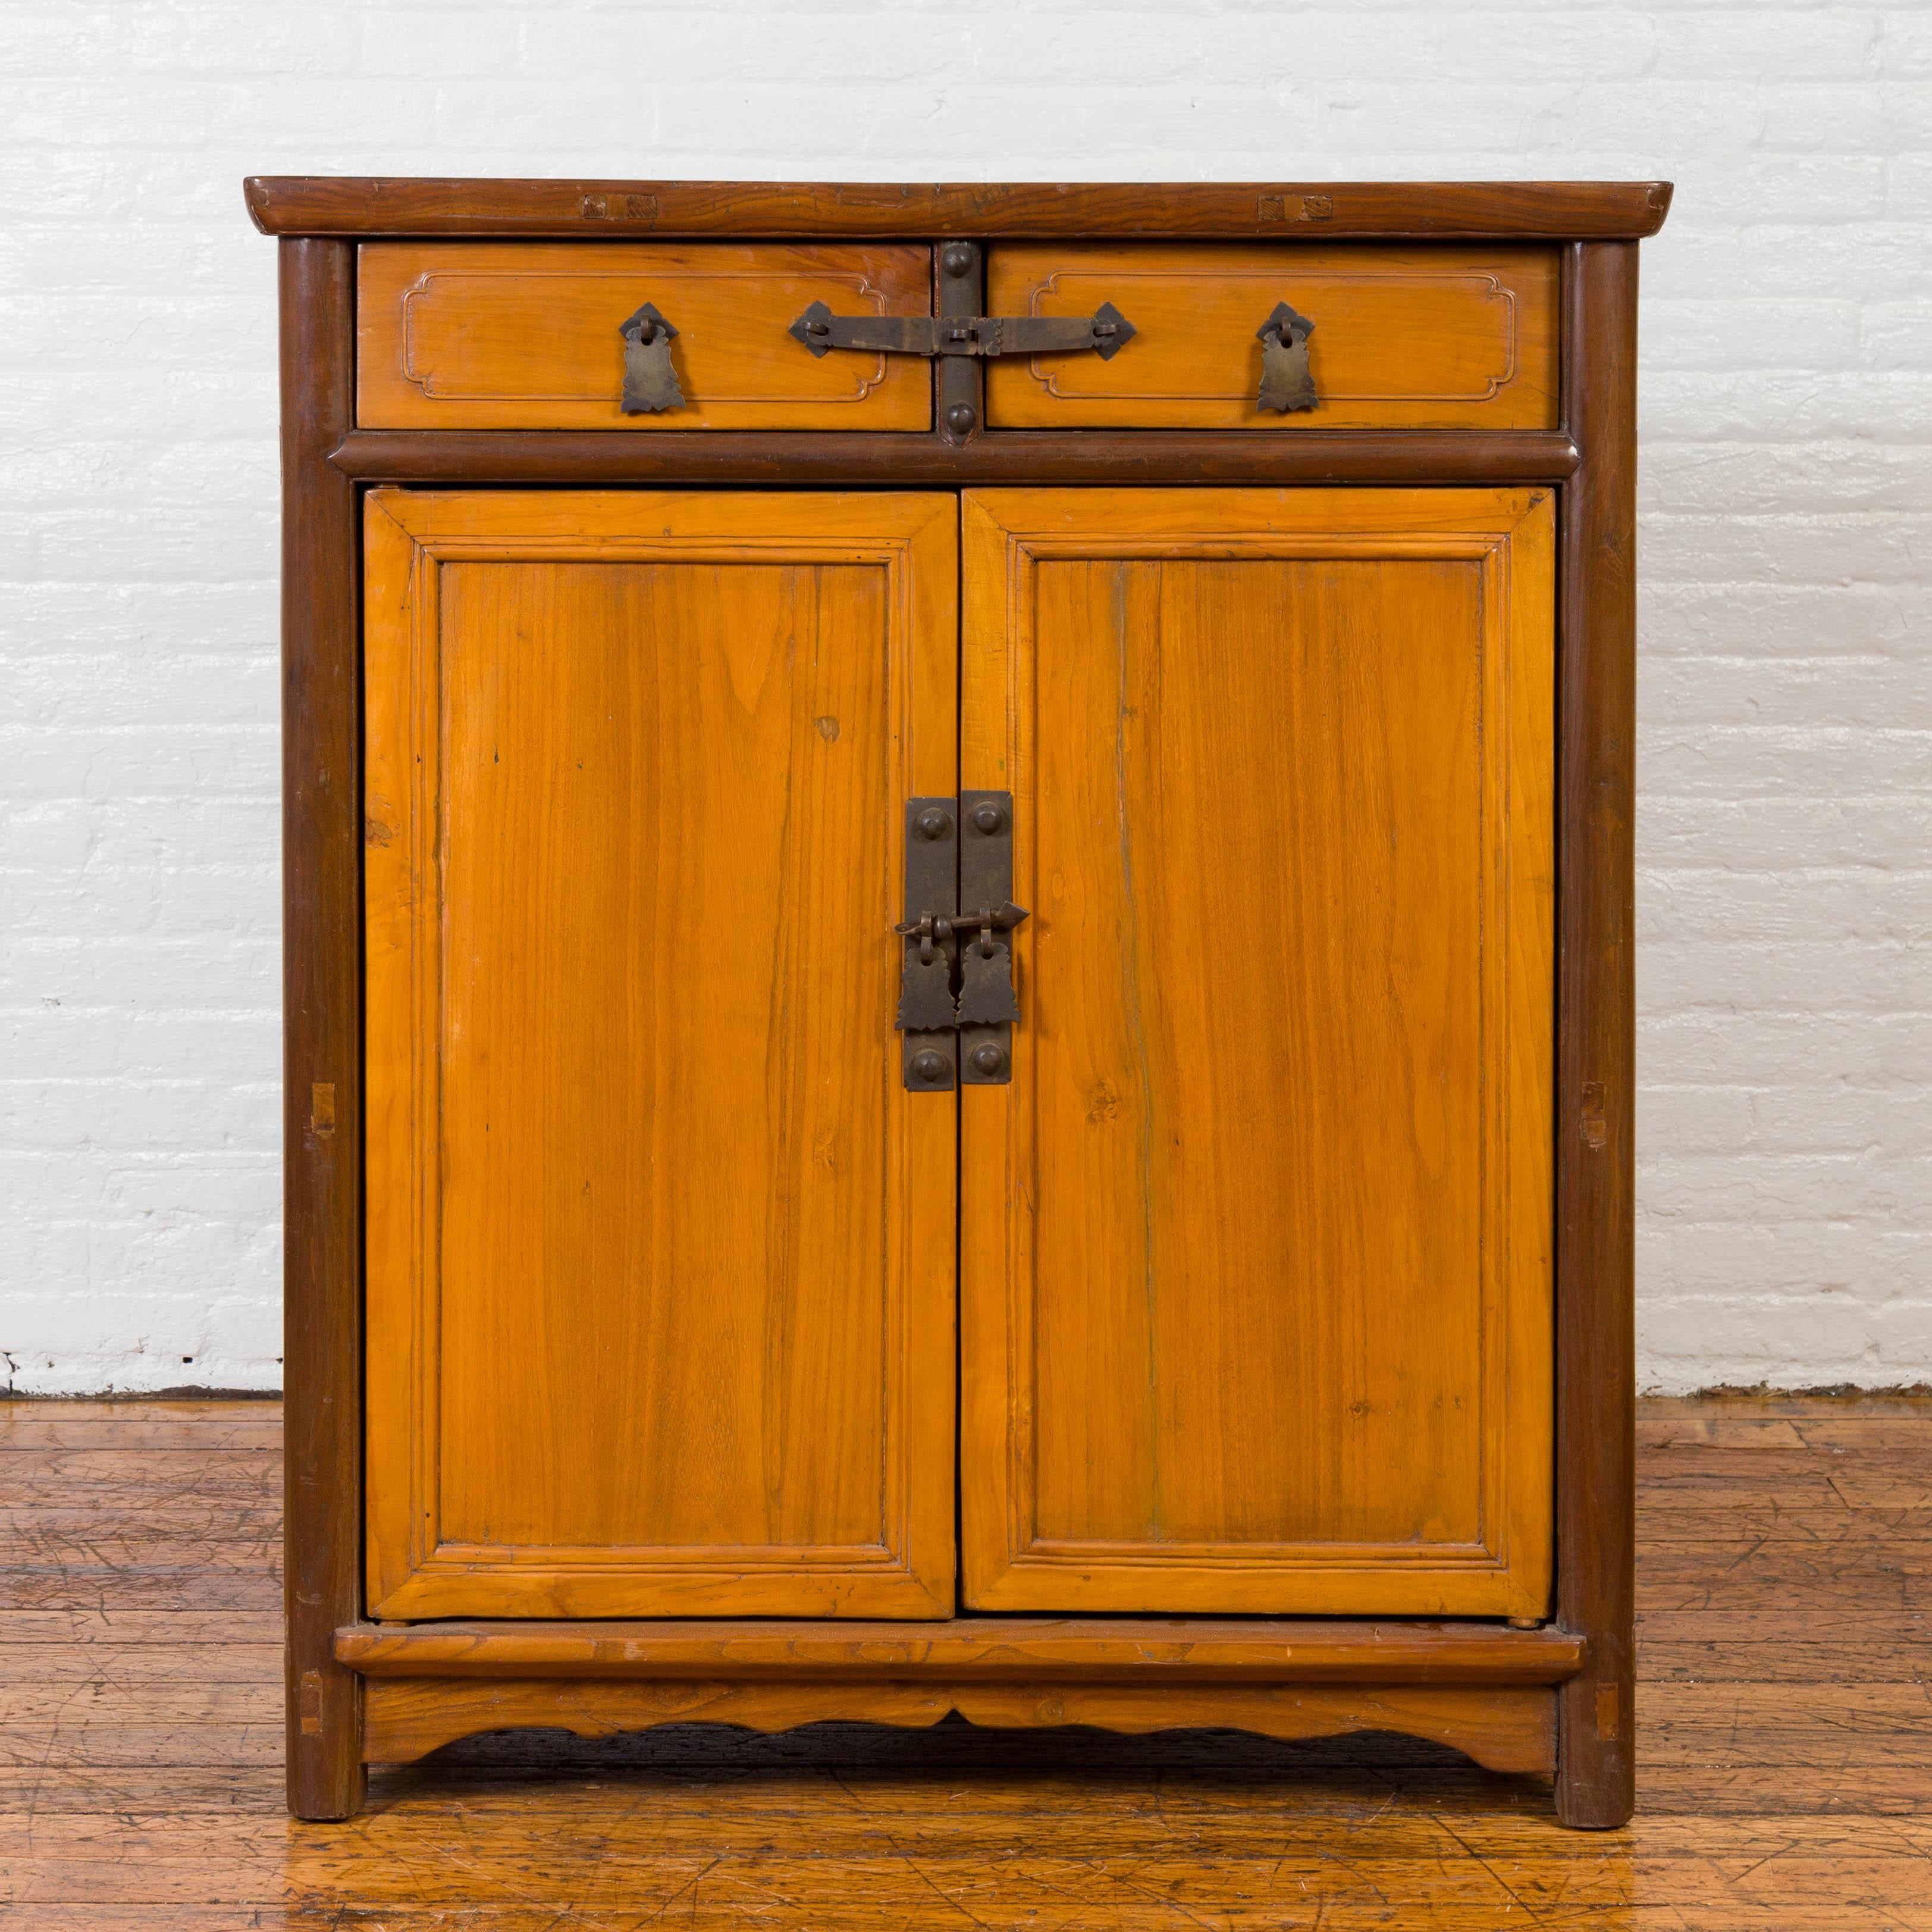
[1256,302,1316,413]
[618,302,682,413]
[791,302,1136,361]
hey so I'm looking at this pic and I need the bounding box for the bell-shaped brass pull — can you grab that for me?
[618,302,683,413]
[1256,302,1316,413]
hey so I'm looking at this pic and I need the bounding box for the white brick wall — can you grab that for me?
[2,1,1927,1395]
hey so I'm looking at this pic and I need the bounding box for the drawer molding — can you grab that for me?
[1023,265,1523,406]
[397,266,901,406]
[358,242,934,431]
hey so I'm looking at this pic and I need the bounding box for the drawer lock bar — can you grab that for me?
[792,302,1136,361]
[895,792,1028,1090]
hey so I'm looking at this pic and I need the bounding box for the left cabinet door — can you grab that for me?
[362,490,958,1619]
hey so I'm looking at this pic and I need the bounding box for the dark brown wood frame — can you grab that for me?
[268,180,1659,1828]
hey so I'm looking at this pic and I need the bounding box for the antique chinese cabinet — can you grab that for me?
[251,177,1670,1827]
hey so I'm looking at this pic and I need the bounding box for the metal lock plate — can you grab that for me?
[898,798,957,1091]
[956,790,1017,1086]
[618,302,683,413]
[791,302,1136,361]
[1257,302,1316,413]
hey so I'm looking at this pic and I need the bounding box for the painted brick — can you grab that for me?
[2,0,1928,1397]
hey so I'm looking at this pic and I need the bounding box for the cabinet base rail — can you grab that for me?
[353,1672,1556,1779]
[334,1619,1582,1780]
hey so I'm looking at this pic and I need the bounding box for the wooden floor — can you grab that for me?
[3,1399,1930,1928]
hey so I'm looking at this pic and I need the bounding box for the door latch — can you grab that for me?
[895,792,1028,1090]
[792,303,1136,362]
[1256,302,1316,413]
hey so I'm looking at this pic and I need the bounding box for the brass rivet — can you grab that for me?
[970,1043,1008,1078]
[940,243,975,278]
[911,1050,949,1083]
[945,402,978,436]
[914,807,951,840]
[970,801,1006,835]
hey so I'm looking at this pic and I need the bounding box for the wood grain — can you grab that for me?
[362,490,957,1619]
[357,242,933,431]
[4,1393,1931,1927]
[1554,240,1642,1830]
[331,425,1585,487]
[362,1677,1555,1776]
[961,487,1555,1616]
[244,177,1676,240]
[276,237,365,1823]
[986,243,1559,429]
[335,1617,1585,1683]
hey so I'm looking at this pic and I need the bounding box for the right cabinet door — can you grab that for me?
[961,488,1555,1616]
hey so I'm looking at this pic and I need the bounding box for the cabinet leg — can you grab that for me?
[1555,1671,1634,1828]
[287,1659,366,1821]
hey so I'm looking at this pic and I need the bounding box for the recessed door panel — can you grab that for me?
[364,490,956,1618]
[961,488,1555,1615]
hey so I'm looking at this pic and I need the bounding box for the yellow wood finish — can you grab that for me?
[363,490,957,1618]
[360,1677,1555,1777]
[984,244,1560,429]
[961,488,1555,1616]
[357,243,933,430]
[335,1617,1584,1683]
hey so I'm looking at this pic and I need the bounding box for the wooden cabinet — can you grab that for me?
[255,175,1669,1829]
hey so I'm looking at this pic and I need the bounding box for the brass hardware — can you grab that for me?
[956,789,1022,1084]
[1256,301,1316,413]
[936,240,984,445]
[895,791,1028,1088]
[618,302,682,413]
[898,797,957,1090]
[791,301,1136,361]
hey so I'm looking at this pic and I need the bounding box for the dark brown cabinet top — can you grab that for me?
[246,177,1672,241]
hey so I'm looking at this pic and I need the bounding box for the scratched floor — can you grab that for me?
[3,1397,1931,1928]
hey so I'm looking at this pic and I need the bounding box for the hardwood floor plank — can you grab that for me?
[0,1506,286,1539]
[0,1569,281,1611]
[0,1608,284,1644]
[1,1450,283,1495]
[0,1414,283,1453]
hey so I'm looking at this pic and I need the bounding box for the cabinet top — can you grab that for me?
[245,177,1672,242]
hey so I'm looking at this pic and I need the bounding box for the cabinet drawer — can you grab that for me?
[357,243,934,431]
[984,244,1559,431]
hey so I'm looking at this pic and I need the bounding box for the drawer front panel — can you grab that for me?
[357,242,934,430]
[984,244,1559,431]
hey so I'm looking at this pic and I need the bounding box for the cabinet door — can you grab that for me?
[364,490,956,1618]
[961,488,1554,1616]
